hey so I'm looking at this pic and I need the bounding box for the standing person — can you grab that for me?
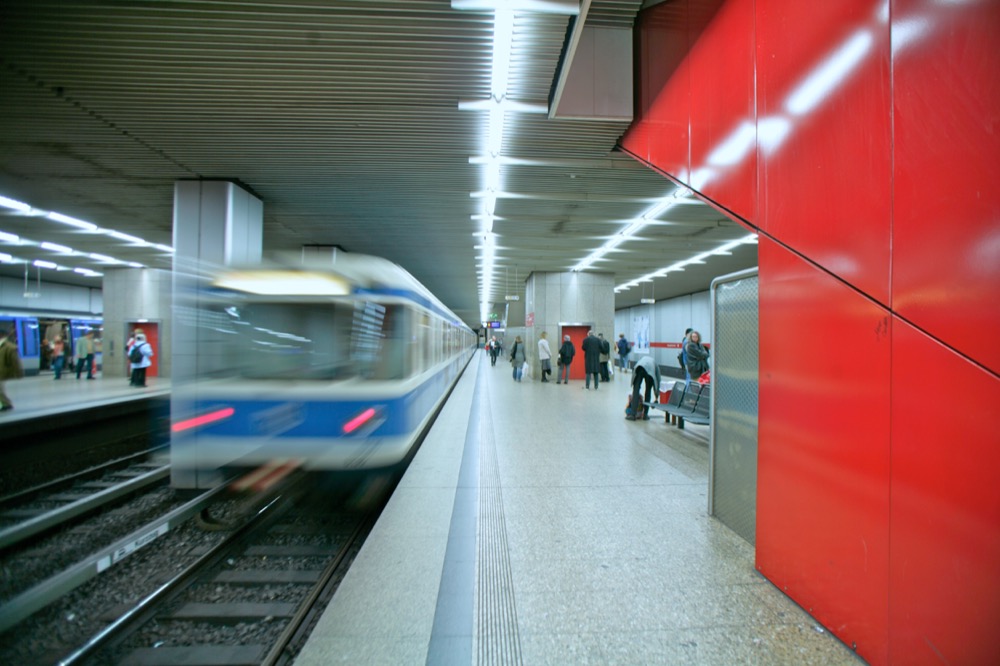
[685,330,710,382]
[581,330,602,390]
[509,335,526,382]
[0,327,24,411]
[556,335,575,384]
[598,333,611,382]
[129,332,154,387]
[679,327,693,382]
[488,336,500,366]
[626,355,662,421]
[51,336,66,380]
[537,331,552,383]
[616,333,631,373]
[75,329,96,380]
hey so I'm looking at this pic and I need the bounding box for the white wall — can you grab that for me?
[615,290,711,368]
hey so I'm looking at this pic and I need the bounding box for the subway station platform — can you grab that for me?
[0,372,169,425]
[295,352,862,665]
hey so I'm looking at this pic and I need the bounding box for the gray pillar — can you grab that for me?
[171,180,263,488]
[524,272,615,381]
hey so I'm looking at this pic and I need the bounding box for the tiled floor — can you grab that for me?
[295,352,864,665]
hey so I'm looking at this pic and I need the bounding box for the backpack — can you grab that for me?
[677,351,685,369]
[129,343,144,363]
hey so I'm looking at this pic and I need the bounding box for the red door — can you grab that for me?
[560,325,591,381]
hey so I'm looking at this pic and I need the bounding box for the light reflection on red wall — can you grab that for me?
[622,0,1000,663]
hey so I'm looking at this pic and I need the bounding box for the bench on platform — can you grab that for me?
[648,381,711,429]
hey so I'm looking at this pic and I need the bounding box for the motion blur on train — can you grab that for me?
[0,314,102,375]
[170,253,476,489]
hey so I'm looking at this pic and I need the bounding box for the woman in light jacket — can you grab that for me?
[509,335,526,382]
[537,332,552,383]
[129,332,154,388]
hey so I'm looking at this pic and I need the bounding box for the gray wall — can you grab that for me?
[0,276,102,314]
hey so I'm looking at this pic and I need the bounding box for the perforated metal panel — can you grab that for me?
[709,268,758,544]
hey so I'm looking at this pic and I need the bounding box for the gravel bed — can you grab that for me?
[182,582,310,604]
[115,619,287,657]
[230,555,331,571]
[0,486,184,602]
[0,502,238,665]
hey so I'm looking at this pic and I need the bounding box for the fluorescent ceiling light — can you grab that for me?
[106,230,147,245]
[459,99,547,113]
[153,244,175,253]
[47,212,98,231]
[89,253,119,263]
[491,9,514,100]
[41,241,73,253]
[452,0,579,12]
[488,107,505,155]
[0,196,31,212]
[33,259,58,269]
[127,262,144,268]
[0,253,14,263]
[0,231,20,243]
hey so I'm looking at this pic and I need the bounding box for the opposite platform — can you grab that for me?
[295,351,862,665]
[0,371,169,426]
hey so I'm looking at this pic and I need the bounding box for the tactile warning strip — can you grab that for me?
[475,378,524,666]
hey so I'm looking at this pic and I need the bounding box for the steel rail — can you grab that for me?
[0,464,170,551]
[0,483,228,634]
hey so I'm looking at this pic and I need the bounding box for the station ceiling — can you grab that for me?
[0,0,755,327]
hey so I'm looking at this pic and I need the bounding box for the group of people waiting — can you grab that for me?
[483,327,710,426]
[0,326,155,412]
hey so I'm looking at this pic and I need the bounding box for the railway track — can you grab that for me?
[62,476,378,666]
[0,447,171,552]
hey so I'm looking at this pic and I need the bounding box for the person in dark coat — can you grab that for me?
[556,335,575,384]
[581,330,602,390]
[685,330,710,382]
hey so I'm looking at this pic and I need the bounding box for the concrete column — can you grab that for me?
[171,180,263,488]
[523,271,615,381]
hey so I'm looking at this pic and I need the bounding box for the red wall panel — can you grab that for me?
[621,1,690,182]
[891,0,1000,374]
[757,238,891,665]
[688,0,757,222]
[625,1,999,663]
[889,320,1000,664]
[756,0,892,304]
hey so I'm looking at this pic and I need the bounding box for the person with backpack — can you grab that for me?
[616,333,631,373]
[128,331,154,387]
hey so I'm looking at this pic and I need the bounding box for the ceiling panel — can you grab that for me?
[0,0,754,325]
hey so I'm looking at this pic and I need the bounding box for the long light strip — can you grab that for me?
[572,187,691,272]
[0,227,137,275]
[614,234,758,293]
[0,193,174,253]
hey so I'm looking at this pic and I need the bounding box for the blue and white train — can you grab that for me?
[170,253,476,489]
[0,314,103,375]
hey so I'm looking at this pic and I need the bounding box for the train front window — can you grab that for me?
[223,301,407,381]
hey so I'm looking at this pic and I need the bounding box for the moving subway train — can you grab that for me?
[170,253,476,489]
